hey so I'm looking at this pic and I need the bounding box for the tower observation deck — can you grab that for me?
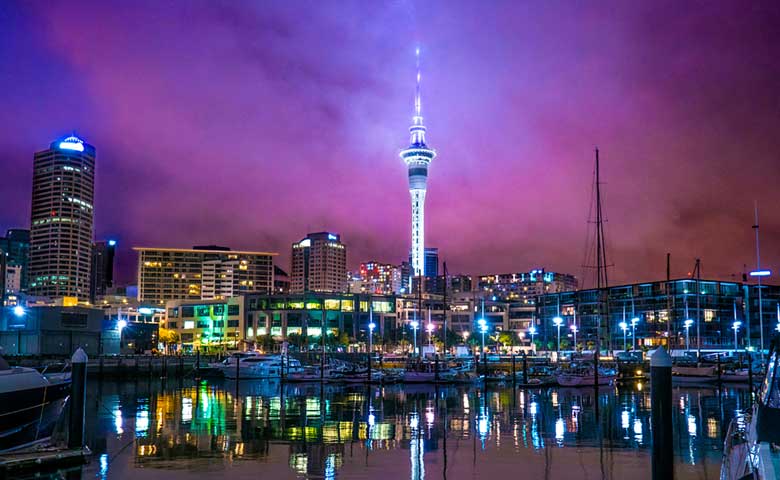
[400,48,436,286]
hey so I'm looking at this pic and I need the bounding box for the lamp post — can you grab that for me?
[570,324,578,353]
[619,321,628,351]
[732,320,741,354]
[426,322,434,348]
[750,268,771,358]
[630,317,639,351]
[368,322,376,353]
[528,326,537,351]
[410,320,419,356]
[684,319,693,353]
[478,318,487,355]
[368,301,375,353]
[553,316,563,354]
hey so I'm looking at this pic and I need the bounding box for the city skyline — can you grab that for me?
[1,1,779,286]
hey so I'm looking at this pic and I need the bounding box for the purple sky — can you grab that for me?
[2,1,779,287]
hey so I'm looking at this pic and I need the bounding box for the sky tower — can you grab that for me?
[400,48,436,285]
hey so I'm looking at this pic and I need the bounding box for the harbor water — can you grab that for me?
[68,379,748,479]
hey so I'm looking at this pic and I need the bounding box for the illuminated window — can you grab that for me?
[184,321,195,329]
[325,299,340,310]
[341,300,354,312]
[704,309,716,323]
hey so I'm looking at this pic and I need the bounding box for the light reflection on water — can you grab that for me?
[81,379,751,479]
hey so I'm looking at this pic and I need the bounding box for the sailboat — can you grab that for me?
[720,335,780,479]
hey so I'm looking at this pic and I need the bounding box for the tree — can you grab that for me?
[158,328,179,352]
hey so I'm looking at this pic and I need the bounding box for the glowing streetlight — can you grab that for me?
[12,305,25,317]
[619,321,628,351]
[732,320,741,353]
[528,325,537,348]
[553,316,563,354]
[410,320,419,356]
[368,322,376,353]
[630,317,639,351]
[684,319,693,352]
[426,322,435,347]
[478,318,488,354]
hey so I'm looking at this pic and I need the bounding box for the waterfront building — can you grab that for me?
[165,293,396,351]
[400,49,436,284]
[28,135,95,299]
[478,269,578,301]
[90,239,116,302]
[134,246,275,305]
[290,232,347,293]
[274,265,290,293]
[0,304,104,355]
[0,229,30,294]
[536,278,780,352]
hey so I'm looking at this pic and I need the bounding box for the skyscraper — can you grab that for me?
[28,135,95,299]
[290,232,347,293]
[90,239,116,301]
[0,228,30,293]
[400,48,436,285]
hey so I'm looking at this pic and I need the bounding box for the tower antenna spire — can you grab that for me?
[415,47,422,117]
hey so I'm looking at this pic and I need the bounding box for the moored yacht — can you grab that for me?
[217,353,302,379]
[556,364,617,387]
[720,337,780,479]
[0,357,71,452]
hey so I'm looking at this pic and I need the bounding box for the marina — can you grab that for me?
[54,377,752,479]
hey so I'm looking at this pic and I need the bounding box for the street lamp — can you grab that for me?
[553,316,563,354]
[570,324,578,352]
[630,317,639,351]
[732,320,741,353]
[478,318,487,354]
[12,305,25,317]
[410,320,419,356]
[684,319,693,352]
[426,322,434,348]
[619,321,628,351]
[368,322,376,353]
[528,326,537,349]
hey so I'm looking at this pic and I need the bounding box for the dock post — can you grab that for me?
[236,354,240,381]
[68,348,88,449]
[195,349,200,377]
[650,347,673,480]
[522,352,528,385]
[511,354,516,387]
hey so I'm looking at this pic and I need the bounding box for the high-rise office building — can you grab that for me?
[90,239,116,301]
[354,261,402,294]
[134,246,276,304]
[0,229,30,293]
[28,135,95,299]
[400,49,436,284]
[290,232,347,293]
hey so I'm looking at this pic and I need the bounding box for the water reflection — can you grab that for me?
[82,380,750,479]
